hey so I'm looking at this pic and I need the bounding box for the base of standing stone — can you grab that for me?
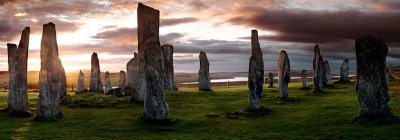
[34,112,63,121]
[268,86,273,88]
[75,88,89,94]
[0,106,33,117]
[351,114,397,124]
[199,88,212,91]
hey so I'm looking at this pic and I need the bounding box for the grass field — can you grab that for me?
[0,80,400,139]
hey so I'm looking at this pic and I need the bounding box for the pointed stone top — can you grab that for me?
[44,22,55,27]
[23,27,30,32]
[120,70,125,73]
[138,3,159,12]
[106,71,109,74]
[344,59,349,62]
[7,43,17,47]
[92,52,97,55]
[280,50,287,54]
[134,52,138,57]
[200,51,206,55]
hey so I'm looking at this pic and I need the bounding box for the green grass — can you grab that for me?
[0,80,400,139]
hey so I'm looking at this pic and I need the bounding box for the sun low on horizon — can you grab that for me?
[1,0,400,73]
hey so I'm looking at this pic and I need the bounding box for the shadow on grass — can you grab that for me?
[350,115,400,126]
[225,107,271,119]
[137,115,180,125]
[273,97,302,105]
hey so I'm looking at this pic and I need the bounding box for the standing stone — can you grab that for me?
[119,70,126,95]
[248,30,264,110]
[339,59,350,82]
[127,52,139,98]
[313,44,324,93]
[139,3,169,121]
[355,35,393,119]
[198,51,211,91]
[104,71,112,93]
[301,70,308,88]
[4,27,30,116]
[76,70,87,93]
[162,44,178,90]
[89,52,103,92]
[37,22,66,119]
[268,72,274,88]
[322,61,332,86]
[137,3,162,102]
[278,50,290,98]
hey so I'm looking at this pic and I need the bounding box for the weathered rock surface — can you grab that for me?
[198,51,211,91]
[313,44,324,93]
[161,44,178,90]
[126,52,138,97]
[322,61,332,86]
[248,30,264,110]
[5,27,30,116]
[104,71,112,93]
[301,70,308,88]
[339,59,350,82]
[90,52,103,92]
[139,3,169,121]
[355,35,393,118]
[268,72,274,88]
[119,70,126,95]
[76,70,87,93]
[278,50,290,98]
[37,22,66,119]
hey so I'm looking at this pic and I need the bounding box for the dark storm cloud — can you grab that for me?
[160,17,198,26]
[228,7,400,45]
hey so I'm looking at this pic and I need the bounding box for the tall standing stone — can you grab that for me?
[301,70,308,88]
[198,51,211,91]
[339,59,350,82]
[355,35,393,119]
[139,3,169,121]
[268,72,274,88]
[104,71,112,93]
[119,70,126,95]
[313,44,324,93]
[322,61,332,86]
[127,52,139,98]
[248,30,264,110]
[278,50,290,98]
[162,44,178,90]
[37,22,66,119]
[90,52,103,92]
[4,27,30,116]
[76,70,86,93]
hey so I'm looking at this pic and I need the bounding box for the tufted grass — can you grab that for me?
[0,80,399,139]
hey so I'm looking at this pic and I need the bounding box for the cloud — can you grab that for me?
[160,17,198,26]
[227,7,400,45]
[92,27,137,46]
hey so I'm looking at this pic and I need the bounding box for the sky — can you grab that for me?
[0,0,399,73]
